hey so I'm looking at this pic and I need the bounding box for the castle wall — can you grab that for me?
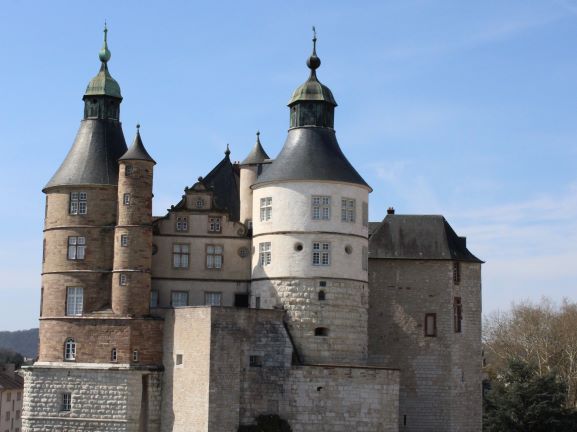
[239,165,257,224]
[21,366,162,432]
[368,259,482,432]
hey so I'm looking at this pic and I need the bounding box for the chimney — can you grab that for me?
[387,207,395,215]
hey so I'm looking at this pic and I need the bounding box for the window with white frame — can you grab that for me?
[312,196,331,220]
[123,193,131,205]
[119,273,128,286]
[172,244,190,268]
[176,216,188,232]
[132,350,139,362]
[111,348,117,362]
[208,216,222,233]
[67,236,86,260]
[66,287,83,316]
[204,292,222,306]
[171,291,188,307]
[69,192,87,215]
[312,242,331,266]
[259,242,271,266]
[341,198,356,222]
[61,392,71,411]
[260,197,272,221]
[206,245,223,269]
[120,234,129,247]
[64,338,76,361]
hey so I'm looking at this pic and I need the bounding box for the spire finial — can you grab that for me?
[136,123,140,133]
[99,22,111,64]
[225,143,231,157]
[256,130,261,143]
[307,26,321,72]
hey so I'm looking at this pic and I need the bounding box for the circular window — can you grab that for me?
[238,247,249,258]
[152,244,158,255]
[294,243,303,252]
[345,245,353,254]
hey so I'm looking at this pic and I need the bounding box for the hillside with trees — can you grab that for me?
[0,328,38,358]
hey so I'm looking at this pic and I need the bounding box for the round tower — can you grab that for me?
[250,32,372,365]
[239,131,270,227]
[112,125,156,316]
[40,25,127,359]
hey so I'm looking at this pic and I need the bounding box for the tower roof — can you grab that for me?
[119,125,156,164]
[240,131,270,165]
[84,24,122,99]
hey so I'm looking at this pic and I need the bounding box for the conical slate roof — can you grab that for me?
[241,132,270,165]
[119,126,155,163]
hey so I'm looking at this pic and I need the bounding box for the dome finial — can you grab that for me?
[99,22,111,64]
[307,26,321,72]
[136,123,141,133]
[225,143,231,157]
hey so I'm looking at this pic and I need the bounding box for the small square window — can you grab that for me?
[249,355,263,367]
[132,350,139,362]
[195,198,204,209]
[123,193,131,205]
[120,235,129,247]
[119,274,128,286]
[176,216,188,232]
[208,217,222,233]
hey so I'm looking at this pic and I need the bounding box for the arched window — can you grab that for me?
[64,338,76,361]
[314,327,329,337]
[318,290,326,301]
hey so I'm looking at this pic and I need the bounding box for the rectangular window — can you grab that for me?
[362,201,369,227]
[208,217,222,233]
[312,242,331,266]
[61,393,71,411]
[249,355,263,367]
[341,198,356,222]
[176,354,183,365]
[260,197,272,221]
[6,392,10,402]
[150,290,159,308]
[255,296,261,309]
[206,245,223,269]
[204,292,222,306]
[454,297,463,333]
[312,196,331,220]
[125,165,133,176]
[171,291,188,307]
[425,313,437,337]
[172,244,190,268]
[453,262,461,285]
[69,192,87,215]
[66,287,83,316]
[123,193,131,205]
[132,350,139,362]
[259,242,271,266]
[16,392,21,402]
[176,216,188,232]
[120,234,129,247]
[362,246,368,271]
[111,348,117,362]
[67,236,86,260]
[119,273,128,286]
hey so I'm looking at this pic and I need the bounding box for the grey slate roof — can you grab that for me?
[253,127,370,189]
[44,119,127,191]
[0,372,23,390]
[369,214,483,263]
[241,133,270,165]
[119,129,155,164]
[200,152,241,221]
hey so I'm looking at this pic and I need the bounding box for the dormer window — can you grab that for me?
[195,198,205,209]
[208,217,222,233]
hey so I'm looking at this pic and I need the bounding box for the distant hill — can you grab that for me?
[0,329,38,358]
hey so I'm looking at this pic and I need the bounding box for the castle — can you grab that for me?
[21,27,483,432]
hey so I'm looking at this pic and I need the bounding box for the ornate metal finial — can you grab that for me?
[307,26,321,72]
[312,26,317,52]
[99,22,111,64]
[256,130,261,143]
[225,143,231,157]
[136,123,140,132]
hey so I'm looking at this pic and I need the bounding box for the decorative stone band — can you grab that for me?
[252,230,368,240]
[251,276,368,283]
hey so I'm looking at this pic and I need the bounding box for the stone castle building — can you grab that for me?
[21,27,483,432]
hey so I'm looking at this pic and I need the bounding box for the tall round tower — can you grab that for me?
[250,32,372,365]
[239,131,270,227]
[112,125,156,316]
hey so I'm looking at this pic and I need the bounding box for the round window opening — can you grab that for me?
[345,245,353,254]
[294,243,303,252]
[238,247,249,258]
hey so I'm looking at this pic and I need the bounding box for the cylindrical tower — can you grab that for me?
[250,34,372,365]
[112,125,155,316]
[239,131,270,227]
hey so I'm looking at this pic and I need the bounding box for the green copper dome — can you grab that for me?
[84,25,122,99]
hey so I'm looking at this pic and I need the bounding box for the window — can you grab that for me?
[119,273,128,286]
[362,246,368,271]
[312,242,330,266]
[61,392,72,411]
[312,196,330,220]
[362,201,368,227]
[150,290,159,308]
[319,280,327,287]
[6,392,10,402]
[125,165,133,176]
[315,327,329,337]
[111,348,117,362]
[208,217,222,233]
[318,290,326,301]
[132,350,139,362]
[16,392,21,401]
[454,297,463,333]
[341,198,356,222]
[69,192,87,215]
[425,313,437,337]
[249,355,263,367]
[43,239,46,263]
[171,291,188,307]
[204,292,222,306]
[238,246,249,258]
[176,216,188,232]
[206,245,223,269]
[453,262,461,285]
[176,354,183,366]
[255,296,261,309]
[260,197,272,221]
[15,410,20,420]
[123,193,131,205]
[259,242,271,266]
[66,287,83,316]
[64,338,76,361]
[120,234,129,247]
[195,197,204,209]
[67,236,85,260]
[234,293,249,308]
[172,244,190,268]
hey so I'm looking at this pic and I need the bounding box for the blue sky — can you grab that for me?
[0,0,576,330]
